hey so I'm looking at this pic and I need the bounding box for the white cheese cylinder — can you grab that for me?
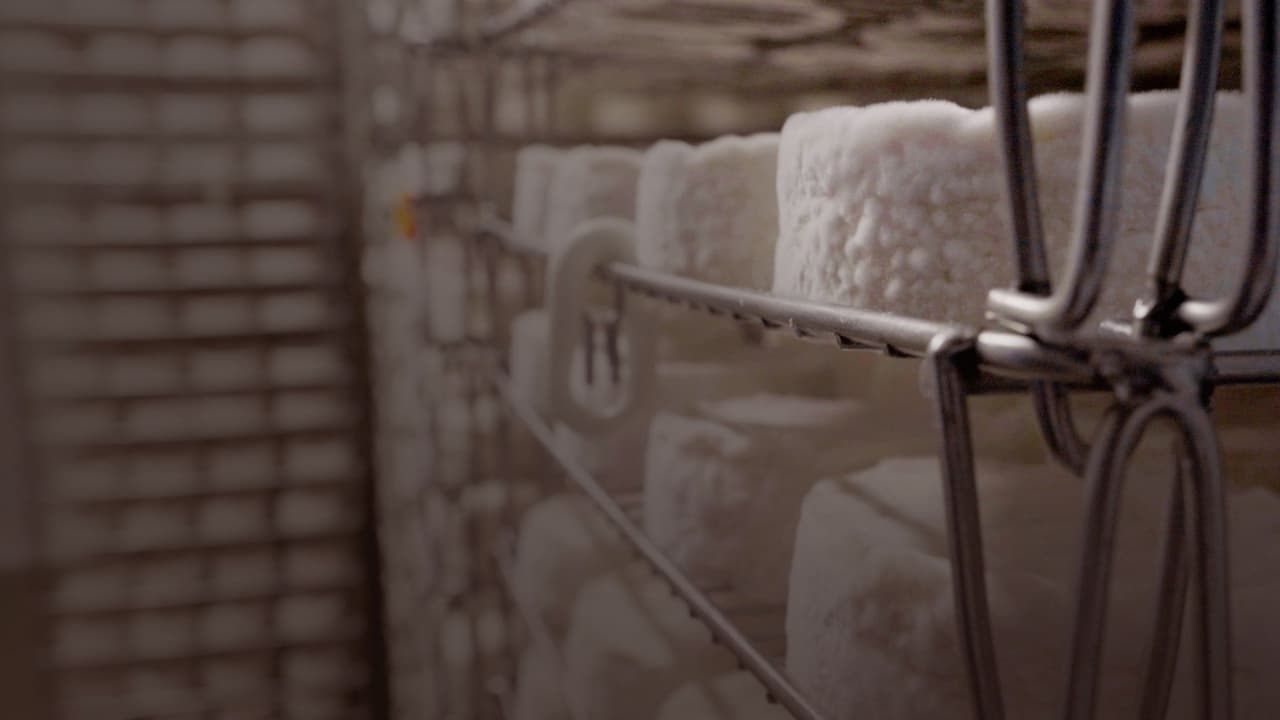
[643,393,868,605]
[636,134,780,290]
[786,456,1280,720]
[544,146,642,253]
[511,494,631,641]
[773,93,1253,338]
[512,145,564,252]
[562,564,737,720]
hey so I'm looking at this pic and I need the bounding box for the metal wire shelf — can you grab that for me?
[493,373,825,720]
[398,1,1280,719]
[476,217,1280,389]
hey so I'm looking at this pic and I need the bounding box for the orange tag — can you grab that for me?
[394,194,417,240]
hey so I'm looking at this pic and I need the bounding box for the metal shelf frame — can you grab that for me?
[494,374,825,720]
[436,2,1280,720]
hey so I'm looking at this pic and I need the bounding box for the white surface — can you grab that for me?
[773,93,1272,347]
[512,145,564,252]
[544,146,643,252]
[643,393,867,604]
[512,494,631,640]
[563,565,737,720]
[636,134,780,290]
[553,346,847,492]
[786,457,1280,719]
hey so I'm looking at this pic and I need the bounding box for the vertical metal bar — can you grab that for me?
[1049,0,1135,328]
[1179,397,1232,720]
[927,333,1005,720]
[986,0,1136,333]
[1065,394,1230,720]
[1030,381,1091,475]
[1065,400,1141,720]
[1180,0,1280,337]
[987,0,1050,295]
[1141,0,1225,338]
[1138,452,1189,720]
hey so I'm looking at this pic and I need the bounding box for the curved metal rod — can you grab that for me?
[1138,451,1191,720]
[987,0,1135,335]
[1030,381,1092,475]
[1179,0,1280,337]
[927,333,1006,720]
[1063,393,1231,720]
[987,0,1050,294]
[1139,0,1225,339]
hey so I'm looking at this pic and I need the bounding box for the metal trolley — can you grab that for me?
[188,1,1279,719]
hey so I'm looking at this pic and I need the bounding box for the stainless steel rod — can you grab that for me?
[987,0,1136,334]
[479,219,1280,385]
[1180,0,1280,337]
[1142,0,1225,337]
[1063,393,1231,720]
[604,263,962,358]
[1030,381,1092,475]
[1138,456,1190,720]
[987,0,1051,294]
[494,375,826,720]
[929,333,1006,720]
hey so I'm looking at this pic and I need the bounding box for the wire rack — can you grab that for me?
[372,1,1280,719]
[0,1,388,718]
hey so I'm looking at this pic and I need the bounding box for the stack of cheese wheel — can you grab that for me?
[785,455,1280,719]
[770,93,1274,350]
[562,563,737,720]
[643,393,871,606]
